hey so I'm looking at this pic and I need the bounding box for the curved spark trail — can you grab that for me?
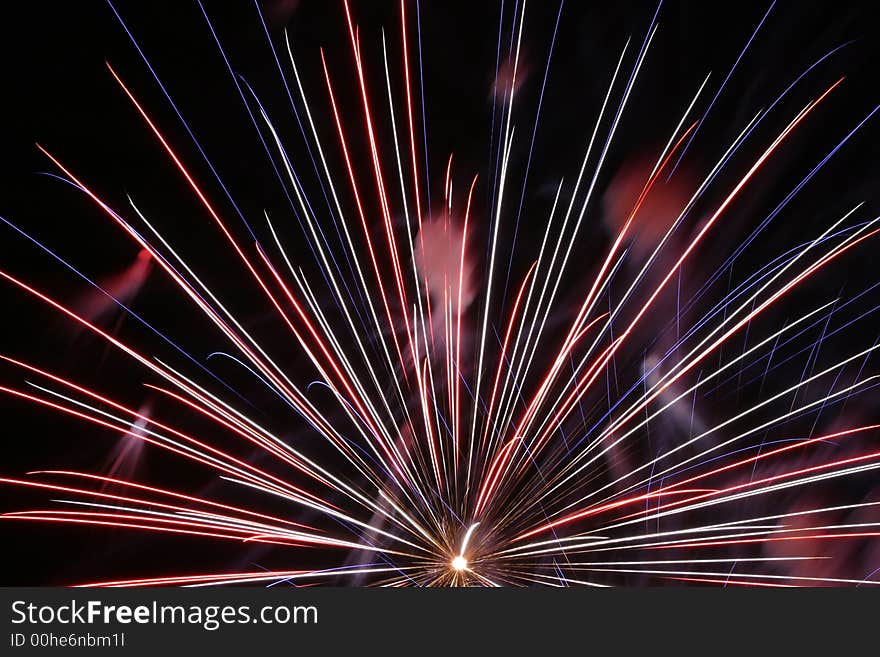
[1,1,879,587]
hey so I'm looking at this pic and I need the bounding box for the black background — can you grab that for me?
[1,1,879,586]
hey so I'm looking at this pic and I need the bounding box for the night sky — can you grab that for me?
[1,1,879,585]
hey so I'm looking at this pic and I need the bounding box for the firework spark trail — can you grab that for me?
[475,38,636,481]
[515,423,880,539]
[476,43,713,504]
[106,65,412,481]
[0,283,441,554]
[473,79,847,518]
[1,1,879,586]
[492,117,880,532]
[282,33,424,453]
[506,327,880,542]
[28,149,381,488]
[113,59,463,527]
[485,114,703,484]
[555,222,880,508]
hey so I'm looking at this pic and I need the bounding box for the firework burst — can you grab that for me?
[1,0,880,587]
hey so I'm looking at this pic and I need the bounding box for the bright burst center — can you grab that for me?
[451,555,468,572]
